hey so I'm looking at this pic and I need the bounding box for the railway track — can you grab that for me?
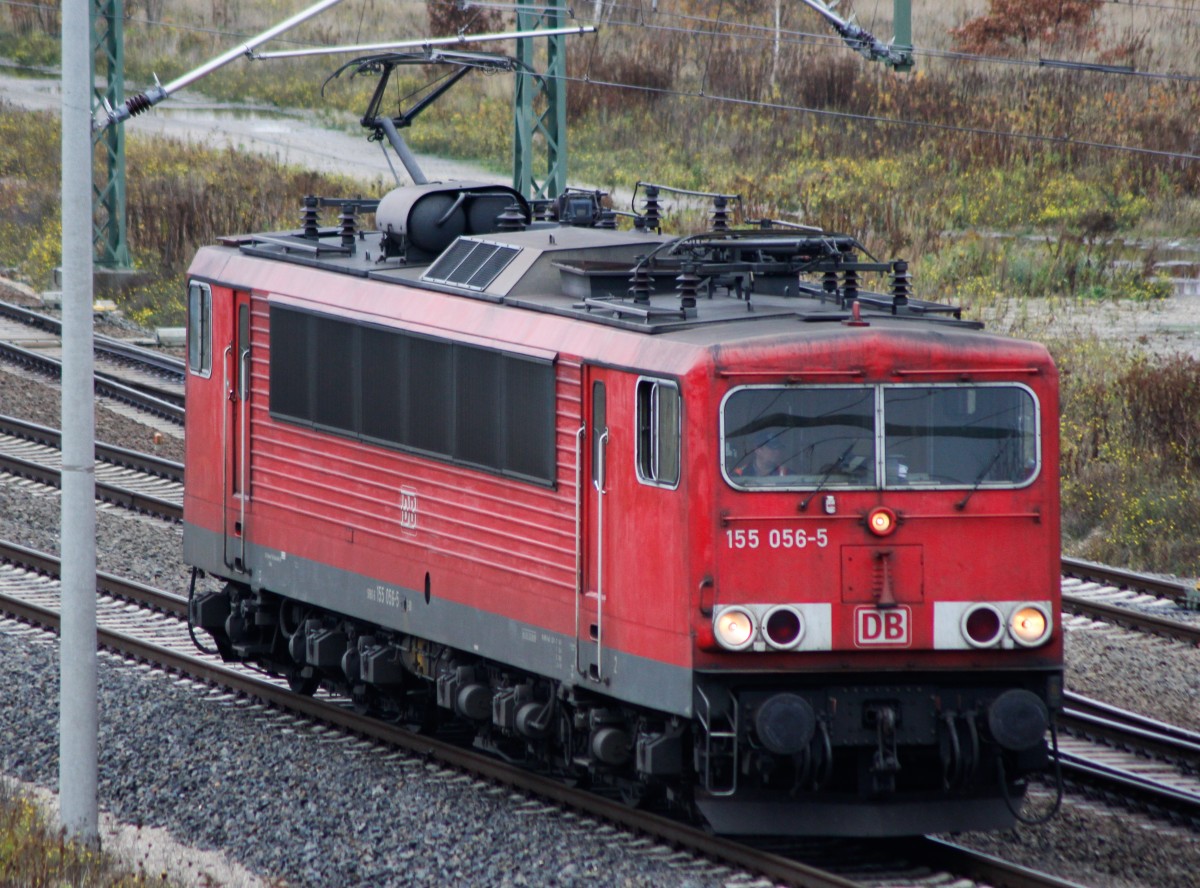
[0,414,182,521]
[1057,692,1200,828]
[0,538,1087,888]
[1061,557,1200,645]
[0,299,184,422]
[1062,556,1199,609]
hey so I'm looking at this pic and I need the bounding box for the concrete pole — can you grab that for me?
[60,0,99,844]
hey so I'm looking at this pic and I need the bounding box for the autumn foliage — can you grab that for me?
[951,0,1103,55]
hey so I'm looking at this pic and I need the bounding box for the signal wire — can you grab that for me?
[3,0,1195,159]
[550,67,1200,163]
[590,3,1200,84]
[5,0,1194,83]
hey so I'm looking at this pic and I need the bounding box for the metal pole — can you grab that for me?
[103,0,346,126]
[892,0,914,72]
[513,0,570,200]
[60,0,99,844]
[251,24,595,60]
[91,0,131,268]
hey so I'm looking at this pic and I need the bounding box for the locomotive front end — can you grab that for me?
[692,326,1062,836]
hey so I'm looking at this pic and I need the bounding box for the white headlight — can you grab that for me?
[714,607,756,650]
[1009,603,1051,647]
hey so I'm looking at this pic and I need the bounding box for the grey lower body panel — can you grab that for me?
[184,522,694,716]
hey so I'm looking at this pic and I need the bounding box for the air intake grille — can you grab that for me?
[422,239,519,291]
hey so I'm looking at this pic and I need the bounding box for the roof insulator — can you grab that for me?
[642,185,662,233]
[496,202,528,232]
[629,262,653,306]
[301,195,320,239]
[891,259,910,313]
[339,204,358,251]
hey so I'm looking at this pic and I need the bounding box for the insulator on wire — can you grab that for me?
[339,204,357,251]
[710,195,729,232]
[891,259,910,311]
[497,202,527,232]
[642,185,662,233]
[676,263,700,315]
[597,208,617,229]
[842,267,859,307]
[629,263,653,306]
[822,269,839,302]
[301,195,320,239]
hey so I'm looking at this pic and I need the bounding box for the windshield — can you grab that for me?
[883,386,1037,486]
[722,384,1038,490]
[723,387,876,487]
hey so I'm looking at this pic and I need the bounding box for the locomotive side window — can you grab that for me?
[636,378,680,488]
[591,381,606,488]
[722,386,876,489]
[314,317,358,431]
[268,309,314,420]
[269,305,556,484]
[186,281,212,377]
[721,384,1039,491]
[883,385,1038,487]
[407,335,453,455]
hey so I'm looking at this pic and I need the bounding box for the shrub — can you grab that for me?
[1057,341,1200,575]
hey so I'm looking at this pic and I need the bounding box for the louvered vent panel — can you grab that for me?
[422,239,519,291]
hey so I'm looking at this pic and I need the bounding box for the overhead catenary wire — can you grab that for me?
[552,67,1200,163]
[0,0,1196,160]
[3,0,1196,82]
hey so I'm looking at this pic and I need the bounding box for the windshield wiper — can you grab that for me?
[955,435,1014,511]
[799,442,857,511]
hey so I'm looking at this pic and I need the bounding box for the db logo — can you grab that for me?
[399,486,419,533]
[854,606,911,646]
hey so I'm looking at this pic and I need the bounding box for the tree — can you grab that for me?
[427,0,503,43]
[951,0,1102,55]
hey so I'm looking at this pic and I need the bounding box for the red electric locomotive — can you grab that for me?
[184,175,1061,836]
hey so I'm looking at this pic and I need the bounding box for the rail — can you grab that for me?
[1062,556,1199,609]
[0,423,182,522]
[0,413,183,481]
[0,338,183,422]
[0,539,1095,888]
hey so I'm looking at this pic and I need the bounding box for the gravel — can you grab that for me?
[0,630,737,888]
[0,367,741,887]
[2,312,1200,887]
[943,624,1200,888]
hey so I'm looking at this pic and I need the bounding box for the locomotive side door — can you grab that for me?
[222,292,252,573]
[577,366,609,683]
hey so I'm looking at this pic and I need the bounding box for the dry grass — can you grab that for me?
[0,780,184,887]
[1,1,1197,573]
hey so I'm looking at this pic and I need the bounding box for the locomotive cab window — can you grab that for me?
[723,386,876,489]
[186,281,212,378]
[636,377,680,488]
[883,385,1038,487]
[722,384,1039,491]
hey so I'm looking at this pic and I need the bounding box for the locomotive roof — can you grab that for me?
[193,231,1055,384]
[222,211,976,337]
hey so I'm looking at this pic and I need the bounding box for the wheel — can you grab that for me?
[285,666,319,696]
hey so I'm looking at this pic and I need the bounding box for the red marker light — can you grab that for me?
[867,507,897,536]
